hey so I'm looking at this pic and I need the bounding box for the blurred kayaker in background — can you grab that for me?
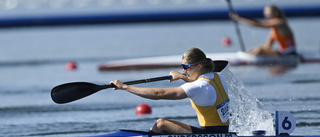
[229,4,297,57]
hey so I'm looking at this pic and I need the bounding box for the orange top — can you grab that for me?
[270,27,296,54]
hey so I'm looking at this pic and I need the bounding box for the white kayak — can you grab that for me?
[98,51,320,70]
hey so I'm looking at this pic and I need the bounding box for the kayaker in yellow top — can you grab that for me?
[110,48,230,134]
[229,4,297,56]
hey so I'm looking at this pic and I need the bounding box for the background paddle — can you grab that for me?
[226,0,246,52]
[51,60,228,104]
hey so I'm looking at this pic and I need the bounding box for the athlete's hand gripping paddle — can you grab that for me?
[51,60,228,104]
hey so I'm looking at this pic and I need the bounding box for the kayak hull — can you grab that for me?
[91,129,238,137]
[89,129,317,137]
[98,52,311,71]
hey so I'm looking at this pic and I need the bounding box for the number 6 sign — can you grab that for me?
[275,111,296,135]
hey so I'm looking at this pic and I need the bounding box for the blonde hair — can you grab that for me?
[267,4,287,20]
[182,48,214,74]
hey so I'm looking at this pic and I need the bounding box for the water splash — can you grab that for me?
[221,68,274,136]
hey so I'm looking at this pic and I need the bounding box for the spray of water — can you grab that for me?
[221,68,274,136]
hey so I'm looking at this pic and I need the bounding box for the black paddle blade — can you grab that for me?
[213,60,228,72]
[51,82,109,104]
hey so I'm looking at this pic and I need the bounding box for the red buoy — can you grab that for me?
[221,37,231,47]
[65,61,77,71]
[135,103,152,115]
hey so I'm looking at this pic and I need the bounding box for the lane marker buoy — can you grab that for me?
[135,103,152,115]
[65,61,77,71]
[221,36,231,47]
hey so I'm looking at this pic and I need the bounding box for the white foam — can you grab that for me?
[221,67,274,136]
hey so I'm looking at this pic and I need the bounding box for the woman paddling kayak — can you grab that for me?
[229,4,297,57]
[110,48,230,134]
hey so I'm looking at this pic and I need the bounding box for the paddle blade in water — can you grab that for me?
[51,82,107,104]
